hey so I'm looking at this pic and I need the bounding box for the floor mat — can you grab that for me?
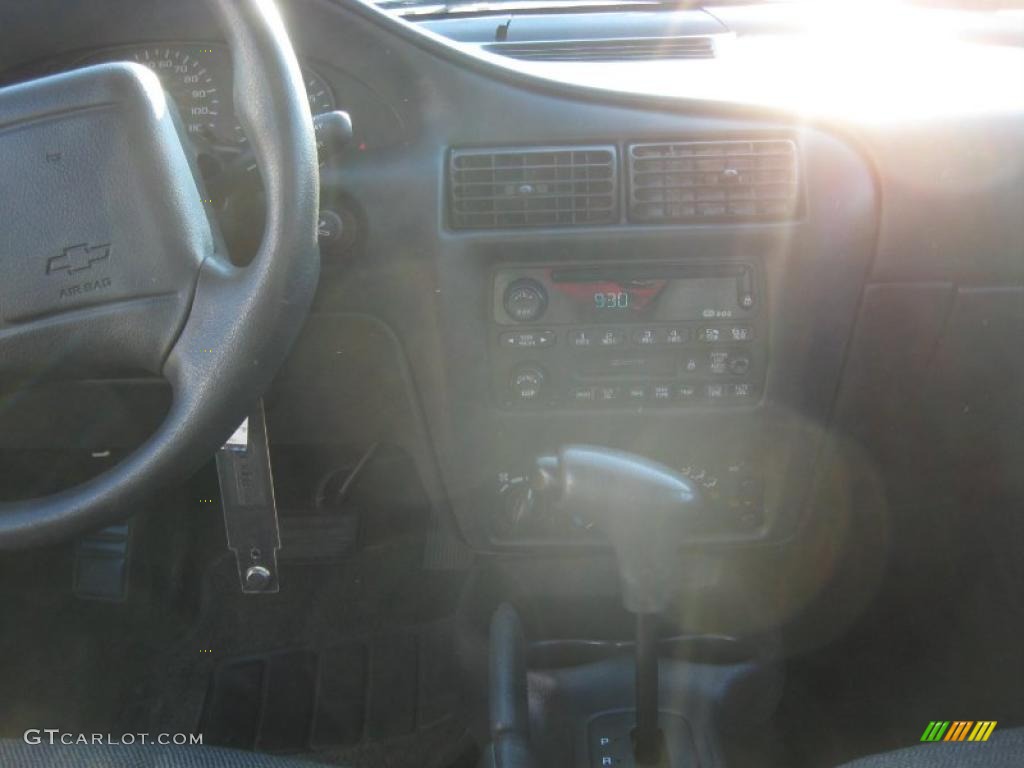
[125,547,474,767]
[192,627,466,762]
[0,507,474,768]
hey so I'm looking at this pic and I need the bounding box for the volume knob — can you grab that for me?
[503,279,548,323]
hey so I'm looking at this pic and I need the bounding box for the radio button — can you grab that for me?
[698,327,723,343]
[625,384,648,403]
[681,355,701,374]
[500,330,555,348]
[676,383,699,401]
[709,351,731,375]
[633,328,662,347]
[664,328,689,345]
[652,384,673,403]
[706,383,727,401]
[569,329,595,348]
[598,329,626,347]
[569,386,597,404]
[730,382,756,399]
[728,325,754,342]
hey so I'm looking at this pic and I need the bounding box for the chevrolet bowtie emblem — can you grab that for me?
[46,243,111,275]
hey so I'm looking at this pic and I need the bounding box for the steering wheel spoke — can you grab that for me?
[0,294,190,381]
[0,0,319,548]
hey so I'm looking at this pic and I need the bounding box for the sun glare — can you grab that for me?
[517,0,1024,122]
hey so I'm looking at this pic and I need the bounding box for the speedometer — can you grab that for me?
[234,67,335,144]
[83,45,336,148]
[303,69,336,116]
[100,46,221,142]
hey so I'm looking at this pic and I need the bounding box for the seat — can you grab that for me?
[837,726,1024,767]
[0,739,330,767]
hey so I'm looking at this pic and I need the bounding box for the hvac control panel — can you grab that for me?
[490,263,766,409]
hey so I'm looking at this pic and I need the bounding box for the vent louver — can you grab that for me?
[628,140,799,223]
[450,146,617,229]
[483,36,716,62]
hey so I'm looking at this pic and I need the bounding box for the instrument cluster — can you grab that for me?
[80,44,334,148]
[73,42,403,153]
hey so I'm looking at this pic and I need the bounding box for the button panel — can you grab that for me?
[495,322,764,409]
[492,259,765,410]
[557,324,750,349]
[569,380,759,407]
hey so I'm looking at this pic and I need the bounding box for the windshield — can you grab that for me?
[375,0,1024,19]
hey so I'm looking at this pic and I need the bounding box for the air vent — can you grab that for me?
[483,36,716,62]
[628,140,799,223]
[450,147,617,229]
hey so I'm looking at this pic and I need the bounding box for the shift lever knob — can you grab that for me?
[532,445,701,615]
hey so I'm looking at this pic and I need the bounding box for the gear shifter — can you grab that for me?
[531,446,703,765]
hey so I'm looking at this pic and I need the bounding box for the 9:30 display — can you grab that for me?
[594,291,630,310]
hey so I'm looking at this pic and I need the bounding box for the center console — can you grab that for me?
[485,260,768,545]
[399,124,877,569]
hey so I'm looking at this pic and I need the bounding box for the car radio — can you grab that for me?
[490,262,765,408]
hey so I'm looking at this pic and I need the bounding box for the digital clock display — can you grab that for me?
[552,277,668,319]
[594,291,630,310]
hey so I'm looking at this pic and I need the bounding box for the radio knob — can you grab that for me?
[503,279,548,323]
[510,363,546,402]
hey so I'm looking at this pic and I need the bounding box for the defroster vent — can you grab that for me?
[449,146,617,229]
[628,140,799,223]
[483,36,717,62]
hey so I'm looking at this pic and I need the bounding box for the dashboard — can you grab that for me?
[2,0,1023,640]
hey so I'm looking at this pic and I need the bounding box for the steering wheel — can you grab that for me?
[0,0,319,549]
